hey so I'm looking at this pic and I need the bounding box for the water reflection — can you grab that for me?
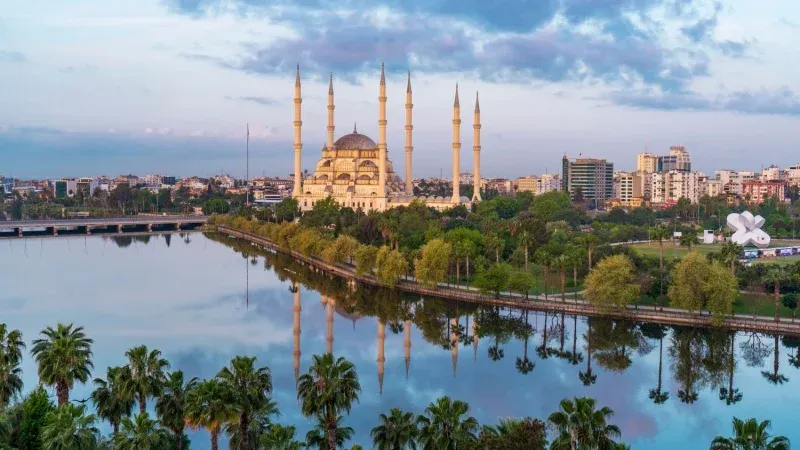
[2,232,800,448]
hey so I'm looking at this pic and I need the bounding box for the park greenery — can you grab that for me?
[208,188,800,325]
[1,319,791,449]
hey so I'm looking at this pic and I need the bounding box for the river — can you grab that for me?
[1,232,798,448]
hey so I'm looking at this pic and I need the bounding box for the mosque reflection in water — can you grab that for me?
[215,232,800,411]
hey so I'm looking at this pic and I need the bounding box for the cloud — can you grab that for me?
[0,51,26,63]
[608,86,800,116]
[226,95,279,106]
[164,0,716,91]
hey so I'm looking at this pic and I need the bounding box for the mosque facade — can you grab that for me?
[291,63,482,212]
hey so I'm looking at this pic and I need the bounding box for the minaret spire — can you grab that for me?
[404,319,412,379]
[377,320,386,396]
[377,61,388,204]
[292,281,301,382]
[472,91,482,201]
[451,83,461,204]
[404,70,414,195]
[327,73,335,151]
[292,64,303,197]
[451,317,459,378]
[325,296,334,355]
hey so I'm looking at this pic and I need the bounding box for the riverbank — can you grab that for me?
[216,225,800,336]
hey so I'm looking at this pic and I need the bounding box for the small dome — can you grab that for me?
[334,126,377,150]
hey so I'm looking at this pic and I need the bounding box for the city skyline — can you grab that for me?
[3,0,800,178]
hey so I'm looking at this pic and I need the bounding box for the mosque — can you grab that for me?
[291,63,482,212]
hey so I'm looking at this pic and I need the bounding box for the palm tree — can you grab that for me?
[648,334,670,405]
[305,416,354,450]
[719,333,743,406]
[113,413,170,450]
[762,267,789,322]
[548,397,621,450]
[710,417,790,450]
[122,345,170,414]
[761,334,789,385]
[226,404,279,450]
[579,232,597,270]
[679,232,695,251]
[91,366,135,434]
[720,241,743,276]
[0,357,22,409]
[217,356,273,450]
[297,354,361,450]
[40,403,99,450]
[156,370,198,450]
[0,323,25,365]
[579,321,597,386]
[481,418,523,437]
[650,226,670,298]
[416,396,479,449]
[31,323,94,405]
[261,424,303,450]
[185,379,235,450]
[554,254,569,302]
[515,313,535,375]
[370,408,419,450]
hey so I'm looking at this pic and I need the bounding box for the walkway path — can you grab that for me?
[217,225,800,336]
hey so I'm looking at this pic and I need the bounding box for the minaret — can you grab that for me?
[451,316,459,377]
[378,62,388,197]
[472,91,482,201]
[292,65,303,197]
[472,313,478,361]
[404,318,412,379]
[292,281,301,381]
[404,71,413,195]
[327,73,335,150]
[325,296,334,355]
[451,84,461,204]
[377,319,386,396]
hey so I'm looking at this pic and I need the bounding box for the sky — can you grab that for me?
[2,0,800,179]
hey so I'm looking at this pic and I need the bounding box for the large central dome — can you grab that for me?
[334,127,377,150]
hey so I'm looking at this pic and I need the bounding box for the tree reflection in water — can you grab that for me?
[206,232,800,410]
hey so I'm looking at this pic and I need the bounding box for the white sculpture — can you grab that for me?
[727,211,770,248]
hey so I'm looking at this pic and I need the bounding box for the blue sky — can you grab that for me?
[2,0,800,178]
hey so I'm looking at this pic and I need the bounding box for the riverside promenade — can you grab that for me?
[217,225,800,336]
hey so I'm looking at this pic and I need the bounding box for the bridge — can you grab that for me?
[0,216,208,238]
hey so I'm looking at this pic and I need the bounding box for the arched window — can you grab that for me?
[336,173,351,181]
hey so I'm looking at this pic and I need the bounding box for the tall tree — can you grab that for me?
[416,397,479,450]
[650,226,670,300]
[297,354,361,450]
[216,356,273,450]
[185,379,235,450]
[414,239,452,287]
[91,366,135,434]
[113,413,170,450]
[156,370,198,450]
[40,404,99,450]
[584,255,640,312]
[30,323,94,406]
[547,397,621,450]
[710,417,789,450]
[122,345,170,414]
[370,408,419,450]
[719,241,743,277]
[762,267,790,322]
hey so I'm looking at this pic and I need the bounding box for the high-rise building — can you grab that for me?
[562,155,614,203]
[613,171,643,206]
[742,180,787,203]
[650,170,699,204]
[760,165,781,181]
[657,146,691,172]
[716,170,756,196]
[636,152,658,173]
